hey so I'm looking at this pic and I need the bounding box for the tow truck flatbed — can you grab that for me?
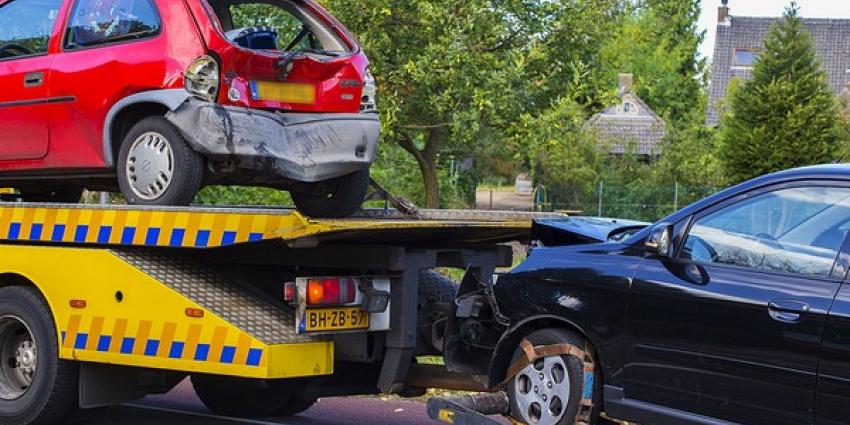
[0,203,537,248]
[0,202,547,423]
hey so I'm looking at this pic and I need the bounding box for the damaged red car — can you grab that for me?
[0,0,379,217]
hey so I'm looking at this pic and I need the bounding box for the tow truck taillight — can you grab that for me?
[283,281,297,302]
[306,277,357,306]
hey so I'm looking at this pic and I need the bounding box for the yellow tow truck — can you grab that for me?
[0,201,537,424]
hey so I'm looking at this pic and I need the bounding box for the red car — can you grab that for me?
[0,0,379,217]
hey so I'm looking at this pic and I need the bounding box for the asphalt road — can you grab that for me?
[78,379,477,425]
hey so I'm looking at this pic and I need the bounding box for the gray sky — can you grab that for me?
[698,0,850,61]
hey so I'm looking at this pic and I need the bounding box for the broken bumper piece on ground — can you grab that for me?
[167,99,380,183]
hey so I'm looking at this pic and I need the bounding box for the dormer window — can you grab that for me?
[734,48,760,67]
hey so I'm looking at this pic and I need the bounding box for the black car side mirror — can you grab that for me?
[645,223,674,258]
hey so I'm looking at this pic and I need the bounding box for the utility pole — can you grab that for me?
[597,181,604,217]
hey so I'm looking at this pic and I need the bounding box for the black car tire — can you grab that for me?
[18,187,84,204]
[291,169,369,218]
[117,116,203,206]
[192,375,317,418]
[0,286,79,425]
[507,328,602,425]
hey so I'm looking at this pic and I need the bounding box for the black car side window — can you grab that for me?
[64,0,161,49]
[0,0,63,59]
[680,186,850,278]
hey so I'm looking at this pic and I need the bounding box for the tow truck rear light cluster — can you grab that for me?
[306,277,357,306]
[283,281,297,302]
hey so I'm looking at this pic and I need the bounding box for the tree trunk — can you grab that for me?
[418,157,440,208]
[397,128,444,209]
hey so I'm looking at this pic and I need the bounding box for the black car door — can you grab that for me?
[625,183,850,425]
[816,269,850,425]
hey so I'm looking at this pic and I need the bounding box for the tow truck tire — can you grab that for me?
[117,116,203,206]
[417,270,459,354]
[192,375,317,418]
[291,169,369,218]
[0,286,79,425]
[507,329,601,425]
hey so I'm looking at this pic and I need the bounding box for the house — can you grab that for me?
[587,73,666,156]
[707,0,850,125]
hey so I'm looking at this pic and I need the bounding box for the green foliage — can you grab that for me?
[321,0,627,207]
[717,3,840,184]
[196,186,292,206]
[511,97,602,205]
[601,0,706,123]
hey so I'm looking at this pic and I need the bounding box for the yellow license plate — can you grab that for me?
[0,189,14,194]
[305,307,370,332]
[251,81,316,104]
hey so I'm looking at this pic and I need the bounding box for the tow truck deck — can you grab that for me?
[0,202,541,420]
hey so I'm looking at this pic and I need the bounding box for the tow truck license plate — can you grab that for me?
[305,307,370,332]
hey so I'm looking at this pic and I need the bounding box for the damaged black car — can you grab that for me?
[443,165,850,425]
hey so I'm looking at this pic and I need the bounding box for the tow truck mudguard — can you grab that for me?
[167,98,380,183]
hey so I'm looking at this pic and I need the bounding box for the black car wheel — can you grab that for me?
[117,116,203,206]
[0,286,78,425]
[507,328,601,425]
[192,375,317,418]
[291,169,369,218]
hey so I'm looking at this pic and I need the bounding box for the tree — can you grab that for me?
[322,0,627,208]
[602,0,706,124]
[317,0,517,207]
[717,3,839,183]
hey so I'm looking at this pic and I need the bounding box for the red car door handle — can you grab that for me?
[23,72,44,88]
[768,300,809,323]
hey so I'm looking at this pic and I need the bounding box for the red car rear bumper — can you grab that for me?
[167,98,379,184]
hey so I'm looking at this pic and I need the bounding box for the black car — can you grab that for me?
[445,165,850,425]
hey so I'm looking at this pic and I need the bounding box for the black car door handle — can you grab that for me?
[768,300,810,323]
[23,72,44,88]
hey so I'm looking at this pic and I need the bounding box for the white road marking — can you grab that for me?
[123,403,294,425]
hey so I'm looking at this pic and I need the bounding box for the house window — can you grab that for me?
[624,102,635,113]
[734,49,760,67]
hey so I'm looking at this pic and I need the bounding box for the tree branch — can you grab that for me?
[399,123,452,130]
[396,135,426,164]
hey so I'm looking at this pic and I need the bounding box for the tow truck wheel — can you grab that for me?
[291,169,369,218]
[0,286,78,425]
[117,116,203,206]
[192,375,317,418]
[507,329,601,425]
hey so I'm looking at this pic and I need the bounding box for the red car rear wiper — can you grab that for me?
[274,48,340,80]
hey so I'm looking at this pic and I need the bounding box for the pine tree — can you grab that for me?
[717,2,839,183]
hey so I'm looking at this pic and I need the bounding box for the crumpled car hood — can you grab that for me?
[530,216,649,247]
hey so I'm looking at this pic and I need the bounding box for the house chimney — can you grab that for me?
[718,0,730,23]
[618,73,634,96]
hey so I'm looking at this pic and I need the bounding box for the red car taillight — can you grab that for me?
[306,277,357,306]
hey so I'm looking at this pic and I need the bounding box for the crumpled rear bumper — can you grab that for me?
[167,99,380,183]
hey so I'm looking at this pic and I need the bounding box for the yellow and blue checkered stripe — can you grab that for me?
[62,315,265,367]
[0,206,311,248]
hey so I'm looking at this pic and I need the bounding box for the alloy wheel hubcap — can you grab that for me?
[0,316,36,400]
[514,356,570,425]
[126,132,174,201]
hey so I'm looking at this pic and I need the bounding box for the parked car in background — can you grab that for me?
[446,164,850,425]
[0,0,378,217]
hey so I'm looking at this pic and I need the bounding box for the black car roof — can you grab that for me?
[626,164,850,246]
